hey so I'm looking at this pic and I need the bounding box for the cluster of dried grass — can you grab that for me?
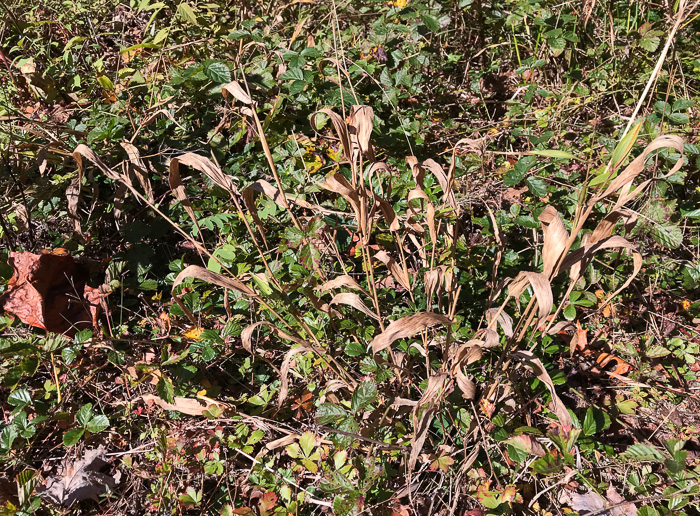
[70,78,684,473]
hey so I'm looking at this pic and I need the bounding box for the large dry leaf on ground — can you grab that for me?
[37,446,118,507]
[372,312,453,354]
[538,206,569,278]
[512,350,572,428]
[0,251,108,336]
[141,394,218,416]
[559,486,637,516]
[507,271,553,322]
[172,266,254,325]
[329,292,379,320]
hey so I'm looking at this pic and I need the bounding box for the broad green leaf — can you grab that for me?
[668,112,689,125]
[7,389,31,407]
[97,75,114,91]
[350,380,377,413]
[64,36,86,51]
[86,414,109,434]
[317,403,348,424]
[157,376,175,404]
[299,431,316,457]
[563,304,576,321]
[652,224,683,248]
[76,403,94,427]
[153,28,169,45]
[622,443,665,462]
[524,177,548,197]
[420,13,440,32]
[0,426,18,450]
[62,428,85,446]
[583,407,610,436]
[177,2,198,25]
[673,99,694,111]
[203,61,231,84]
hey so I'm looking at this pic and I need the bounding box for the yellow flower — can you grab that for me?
[183,326,204,341]
[391,0,408,7]
[681,299,691,311]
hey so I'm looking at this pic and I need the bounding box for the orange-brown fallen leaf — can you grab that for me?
[0,251,109,336]
[596,353,632,376]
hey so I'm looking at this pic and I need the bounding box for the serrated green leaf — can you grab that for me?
[76,403,94,427]
[420,13,440,32]
[86,414,109,434]
[7,389,31,407]
[668,112,689,125]
[203,61,231,83]
[652,224,683,248]
[317,403,348,424]
[622,443,665,462]
[639,34,660,52]
[525,176,548,197]
[62,428,84,446]
[157,376,175,404]
[0,426,18,450]
[177,2,198,25]
[350,380,377,413]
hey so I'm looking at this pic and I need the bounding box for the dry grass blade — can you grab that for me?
[512,350,573,428]
[507,271,553,323]
[372,312,453,354]
[222,80,253,105]
[241,320,309,354]
[311,108,353,172]
[421,159,459,212]
[485,308,514,338]
[279,345,315,408]
[172,265,254,325]
[455,368,477,399]
[347,105,374,156]
[539,206,569,278]
[410,373,449,471]
[120,141,154,203]
[373,250,412,291]
[317,275,366,294]
[329,292,380,320]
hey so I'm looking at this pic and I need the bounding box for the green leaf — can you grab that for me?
[203,61,231,84]
[639,34,660,52]
[350,380,377,413]
[668,112,689,125]
[345,342,365,357]
[97,75,114,91]
[652,224,683,248]
[526,149,578,160]
[317,403,348,424]
[153,28,169,45]
[524,177,548,197]
[7,389,31,407]
[583,407,611,436]
[177,2,198,25]
[63,428,85,446]
[157,376,175,404]
[672,99,694,111]
[299,431,316,457]
[622,443,665,462]
[64,36,86,51]
[0,426,18,450]
[420,13,440,32]
[638,507,659,516]
[532,452,565,475]
[76,403,94,427]
[563,304,576,321]
[86,414,109,434]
